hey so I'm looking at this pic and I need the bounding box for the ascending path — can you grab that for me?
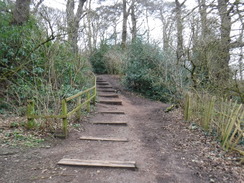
[2,75,239,183]
[55,75,205,182]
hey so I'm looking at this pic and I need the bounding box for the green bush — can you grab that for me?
[89,42,125,74]
[124,40,187,102]
[103,46,125,74]
[0,2,93,116]
[89,42,110,74]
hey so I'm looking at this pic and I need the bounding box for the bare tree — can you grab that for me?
[122,0,134,48]
[217,0,231,79]
[66,0,87,54]
[175,0,186,64]
[12,0,31,25]
[131,0,137,42]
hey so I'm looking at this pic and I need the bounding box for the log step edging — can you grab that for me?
[58,159,136,169]
[79,136,128,142]
[99,111,125,114]
[92,121,127,125]
[98,94,119,98]
[97,86,113,89]
[98,100,122,105]
[97,89,116,92]
[97,83,110,85]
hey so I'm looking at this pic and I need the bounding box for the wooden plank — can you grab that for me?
[98,94,119,98]
[79,136,128,142]
[97,89,116,92]
[97,83,110,85]
[92,121,127,125]
[99,111,125,114]
[58,159,136,169]
[97,86,113,89]
[99,100,122,105]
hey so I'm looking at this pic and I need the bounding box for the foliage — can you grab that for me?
[0,1,93,118]
[103,46,125,74]
[124,40,188,103]
[89,42,110,74]
[89,42,125,74]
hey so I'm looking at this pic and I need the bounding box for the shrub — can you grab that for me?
[124,40,187,103]
[103,46,125,74]
[89,42,110,74]
[0,3,93,116]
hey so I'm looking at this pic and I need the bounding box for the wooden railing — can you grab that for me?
[27,73,97,138]
[184,92,244,162]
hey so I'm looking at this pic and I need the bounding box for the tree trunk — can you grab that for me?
[122,0,128,48]
[87,0,93,53]
[217,0,231,79]
[131,0,137,42]
[66,0,87,54]
[12,0,31,25]
[175,0,184,64]
[160,9,172,51]
[198,0,208,39]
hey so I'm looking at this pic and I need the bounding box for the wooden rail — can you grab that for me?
[27,73,97,138]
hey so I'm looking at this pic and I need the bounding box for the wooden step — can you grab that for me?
[98,100,122,105]
[98,94,119,98]
[97,83,110,85]
[58,159,136,169]
[97,86,113,89]
[92,121,127,125]
[99,111,125,114]
[97,89,116,92]
[79,136,128,142]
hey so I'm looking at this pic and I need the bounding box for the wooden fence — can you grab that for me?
[184,92,244,161]
[27,73,97,138]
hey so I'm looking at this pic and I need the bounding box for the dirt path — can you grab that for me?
[0,75,243,183]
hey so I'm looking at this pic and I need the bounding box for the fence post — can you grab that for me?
[92,75,96,104]
[203,96,215,130]
[26,100,36,129]
[87,91,91,112]
[92,87,96,104]
[76,96,81,120]
[184,93,190,121]
[62,99,68,138]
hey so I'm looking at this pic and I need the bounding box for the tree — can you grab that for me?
[217,0,232,79]
[175,0,186,64]
[66,0,87,54]
[121,0,129,48]
[12,0,31,25]
[130,0,137,42]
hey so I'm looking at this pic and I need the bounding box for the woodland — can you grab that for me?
[0,0,244,156]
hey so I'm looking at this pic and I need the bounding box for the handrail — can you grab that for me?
[27,72,97,138]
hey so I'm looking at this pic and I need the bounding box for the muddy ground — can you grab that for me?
[0,75,243,183]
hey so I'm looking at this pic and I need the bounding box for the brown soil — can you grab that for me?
[0,74,243,183]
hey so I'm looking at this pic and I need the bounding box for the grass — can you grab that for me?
[1,129,44,147]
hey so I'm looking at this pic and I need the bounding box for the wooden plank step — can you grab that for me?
[58,159,136,169]
[99,111,125,114]
[97,83,110,85]
[97,86,113,89]
[98,100,122,105]
[98,94,119,98]
[79,136,128,142]
[92,121,127,125]
[97,89,116,92]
